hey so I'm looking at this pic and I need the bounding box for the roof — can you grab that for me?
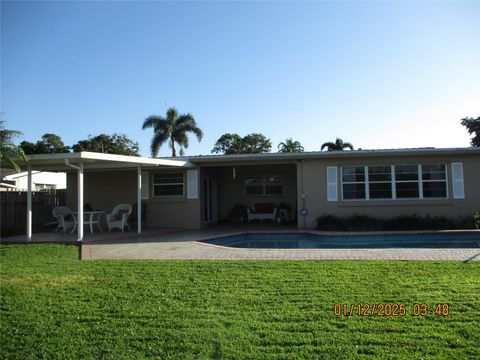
[23,147,480,171]
[182,147,480,165]
[24,152,193,171]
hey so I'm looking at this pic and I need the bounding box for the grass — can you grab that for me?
[1,245,479,359]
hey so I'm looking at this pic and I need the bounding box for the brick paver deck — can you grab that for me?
[4,225,479,261]
[79,227,480,261]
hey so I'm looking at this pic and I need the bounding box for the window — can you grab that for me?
[342,167,366,199]
[265,176,283,195]
[394,165,419,199]
[422,165,447,198]
[245,175,284,196]
[368,166,392,199]
[245,176,264,195]
[153,173,184,196]
[341,164,448,201]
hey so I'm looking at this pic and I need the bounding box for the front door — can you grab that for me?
[203,177,217,223]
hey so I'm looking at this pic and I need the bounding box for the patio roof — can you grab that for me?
[24,151,193,172]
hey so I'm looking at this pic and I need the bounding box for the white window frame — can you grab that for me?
[340,166,366,201]
[341,164,448,201]
[394,164,420,200]
[152,172,184,197]
[367,165,393,200]
[420,164,448,199]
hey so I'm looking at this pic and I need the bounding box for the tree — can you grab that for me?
[242,133,272,153]
[142,107,203,157]
[321,137,354,151]
[278,138,304,153]
[0,120,27,172]
[20,133,70,154]
[460,116,480,147]
[211,133,243,154]
[72,134,140,156]
[211,133,272,154]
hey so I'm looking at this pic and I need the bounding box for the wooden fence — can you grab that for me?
[0,190,66,237]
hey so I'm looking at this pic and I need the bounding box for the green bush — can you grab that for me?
[228,204,248,221]
[473,212,480,229]
[316,213,476,231]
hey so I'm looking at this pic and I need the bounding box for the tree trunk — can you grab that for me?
[171,137,176,157]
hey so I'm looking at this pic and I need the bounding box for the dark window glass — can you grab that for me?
[246,185,264,195]
[422,165,446,180]
[265,185,283,195]
[153,184,184,196]
[395,165,418,181]
[153,173,183,196]
[423,182,447,198]
[245,177,263,195]
[245,176,283,195]
[343,183,366,199]
[342,167,365,182]
[369,182,392,199]
[396,182,419,198]
[153,173,183,184]
[368,166,391,182]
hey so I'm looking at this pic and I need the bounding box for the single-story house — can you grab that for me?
[0,169,66,191]
[22,147,480,240]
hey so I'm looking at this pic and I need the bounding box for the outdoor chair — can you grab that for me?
[52,206,76,233]
[247,203,278,223]
[106,204,132,232]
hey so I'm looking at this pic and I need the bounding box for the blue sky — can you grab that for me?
[2,1,479,157]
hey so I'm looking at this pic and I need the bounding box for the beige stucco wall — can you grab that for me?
[212,164,297,221]
[297,153,480,228]
[66,168,201,230]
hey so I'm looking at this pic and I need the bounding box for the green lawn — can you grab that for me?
[1,245,479,359]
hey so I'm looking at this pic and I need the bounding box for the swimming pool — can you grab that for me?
[201,232,480,249]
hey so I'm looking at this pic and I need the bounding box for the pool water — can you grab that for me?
[202,232,480,249]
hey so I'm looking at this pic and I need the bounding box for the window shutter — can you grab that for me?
[451,163,465,199]
[141,171,149,199]
[327,166,338,201]
[187,170,198,199]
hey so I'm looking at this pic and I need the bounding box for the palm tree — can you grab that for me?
[142,107,203,157]
[0,120,27,172]
[278,138,304,153]
[321,137,354,151]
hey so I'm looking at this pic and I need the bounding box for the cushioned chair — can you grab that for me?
[52,206,76,233]
[247,203,278,223]
[106,204,132,232]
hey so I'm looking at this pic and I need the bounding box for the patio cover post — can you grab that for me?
[77,161,84,241]
[26,164,32,240]
[137,164,142,234]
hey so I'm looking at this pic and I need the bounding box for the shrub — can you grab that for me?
[472,211,480,229]
[316,213,476,231]
[228,204,248,222]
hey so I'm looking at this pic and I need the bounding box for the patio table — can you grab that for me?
[71,211,105,234]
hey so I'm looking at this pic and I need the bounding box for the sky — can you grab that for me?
[1,1,479,157]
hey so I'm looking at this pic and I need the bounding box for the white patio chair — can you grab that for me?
[52,206,76,233]
[106,204,132,232]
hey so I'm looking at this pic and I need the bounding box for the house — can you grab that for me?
[0,168,66,191]
[21,147,480,240]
